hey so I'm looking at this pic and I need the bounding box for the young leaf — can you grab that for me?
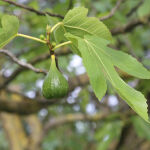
[0,15,19,48]
[66,33,149,122]
[63,7,112,41]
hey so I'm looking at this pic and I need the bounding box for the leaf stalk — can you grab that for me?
[17,33,46,44]
[53,41,72,50]
[50,22,63,33]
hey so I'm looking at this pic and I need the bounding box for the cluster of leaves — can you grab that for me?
[0,7,150,122]
[49,7,150,122]
[1,0,150,149]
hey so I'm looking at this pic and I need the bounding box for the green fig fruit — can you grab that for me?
[42,55,69,99]
[40,34,45,40]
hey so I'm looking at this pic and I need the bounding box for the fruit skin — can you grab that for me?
[42,55,69,99]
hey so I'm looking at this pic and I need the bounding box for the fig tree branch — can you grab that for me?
[2,0,149,36]
[0,71,132,115]
[42,111,134,137]
[0,48,72,90]
[0,49,47,74]
[0,99,49,115]
[111,17,150,35]
[100,0,124,21]
[3,0,123,21]
[2,0,64,19]
[0,50,130,90]
[126,0,144,17]
[0,73,89,114]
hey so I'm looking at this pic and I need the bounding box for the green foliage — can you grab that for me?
[66,33,107,100]
[63,7,112,41]
[95,121,122,150]
[43,124,90,150]
[1,1,150,149]
[1,7,150,122]
[63,7,112,55]
[65,33,149,122]
[138,0,150,20]
[0,15,19,48]
[42,55,69,99]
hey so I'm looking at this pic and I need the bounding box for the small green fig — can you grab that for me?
[40,34,45,40]
[52,42,56,48]
[42,55,69,99]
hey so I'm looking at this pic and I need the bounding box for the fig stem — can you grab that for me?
[50,22,63,33]
[53,41,72,50]
[17,33,46,44]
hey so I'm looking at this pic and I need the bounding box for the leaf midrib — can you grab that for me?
[64,24,93,35]
[84,39,116,86]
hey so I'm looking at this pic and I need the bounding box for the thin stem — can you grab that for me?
[51,22,63,33]
[53,41,72,50]
[17,33,46,44]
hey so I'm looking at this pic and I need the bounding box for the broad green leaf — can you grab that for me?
[63,7,112,40]
[77,38,107,100]
[65,33,107,100]
[104,47,150,79]
[63,7,112,55]
[0,15,19,48]
[84,35,149,122]
[66,33,149,122]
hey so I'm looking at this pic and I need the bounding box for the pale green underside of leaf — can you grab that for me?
[63,7,112,40]
[0,15,19,48]
[65,33,107,100]
[69,35,107,100]
[66,33,149,122]
[63,7,112,55]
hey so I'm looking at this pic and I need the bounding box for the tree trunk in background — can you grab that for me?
[0,90,43,150]
[0,90,28,150]
[115,123,150,150]
[26,115,42,150]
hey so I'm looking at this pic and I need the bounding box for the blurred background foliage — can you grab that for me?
[0,0,150,150]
